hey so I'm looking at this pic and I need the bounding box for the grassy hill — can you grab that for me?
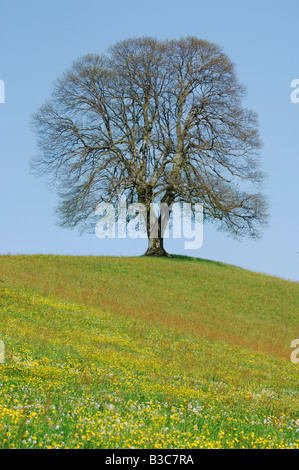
[0,254,298,449]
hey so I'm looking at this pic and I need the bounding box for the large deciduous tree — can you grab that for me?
[31,37,268,256]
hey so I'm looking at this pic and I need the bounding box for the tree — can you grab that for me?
[31,36,269,257]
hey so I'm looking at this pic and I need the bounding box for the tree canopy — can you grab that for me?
[31,36,269,256]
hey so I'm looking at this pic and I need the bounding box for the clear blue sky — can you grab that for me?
[0,0,298,282]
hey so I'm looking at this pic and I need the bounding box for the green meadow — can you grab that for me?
[0,254,298,449]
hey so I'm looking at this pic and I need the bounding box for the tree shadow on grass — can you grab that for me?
[169,254,230,268]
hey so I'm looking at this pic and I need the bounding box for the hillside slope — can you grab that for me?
[0,254,298,357]
[0,255,298,449]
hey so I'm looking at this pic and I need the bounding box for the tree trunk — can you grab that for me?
[144,234,171,257]
[143,209,171,257]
